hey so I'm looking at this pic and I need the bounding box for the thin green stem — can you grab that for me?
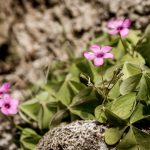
[119,35,128,53]
[101,96,107,106]
[100,67,105,92]
[107,73,116,92]
[99,67,109,105]
[101,67,123,105]
[101,77,114,105]
[119,34,134,57]
[101,79,116,106]
[15,124,23,131]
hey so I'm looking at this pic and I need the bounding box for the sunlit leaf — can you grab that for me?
[117,126,150,150]
[122,63,141,80]
[95,105,107,123]
[19,91,58,129]
[120,73,142,95]
[108,80,121,99]
[105,108,126,126]
[130,103,150,124]
[137,73,150,102]
[57,74,84,106]
[49,109,69,128]
[20,128,41,150]
[111,93,136,119]
[105,126,127,145]
[137,25,150,66]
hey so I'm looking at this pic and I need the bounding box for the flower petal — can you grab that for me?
[3,94,11,100]
[0,82,10,93]
[1,107,9,115]
[123,19,131,28]
[0,97,10,106]
[120,28,129,37]
[84,52,95,60]
[107,20,116,29]
[0,100,3,107]
[114,19,124,27]
[104,53,114,59]
[7,108,18,115]
[10,99,19,108]
[90,44,101,53]
[94,58,104,66]
[101,46,112,53]
[107,19,124,29]
[108,29,119,35]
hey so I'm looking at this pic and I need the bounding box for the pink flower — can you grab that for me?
[84,44,114,66]
[0,82,11,95]
[107,19,131,37]
[0,94,19,116]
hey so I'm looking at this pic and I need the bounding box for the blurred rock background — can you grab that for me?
[0,0,150,84]
[0,0,150,149]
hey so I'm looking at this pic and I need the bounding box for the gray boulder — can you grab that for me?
[36,120,115,150]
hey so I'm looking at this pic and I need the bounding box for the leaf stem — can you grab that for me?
[102,67,123,105]
[100,67,105,92]
[119,34,133,57]
[101,76,115,106]
[119,35,128,53]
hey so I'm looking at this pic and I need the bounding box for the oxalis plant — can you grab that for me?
[0,19,150,150]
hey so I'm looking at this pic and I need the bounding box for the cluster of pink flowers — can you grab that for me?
[0,83,19,116]
[84,18,131,66]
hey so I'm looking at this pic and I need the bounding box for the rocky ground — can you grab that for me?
[0,0,150,149]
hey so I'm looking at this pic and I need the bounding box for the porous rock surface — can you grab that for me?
[36,120,115,150]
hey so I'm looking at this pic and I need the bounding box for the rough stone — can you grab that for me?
[36,120,115,150]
